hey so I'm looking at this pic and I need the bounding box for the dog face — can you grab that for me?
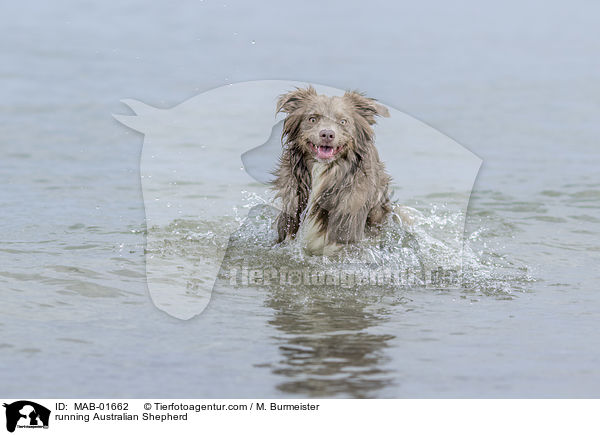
[277,86,389,163]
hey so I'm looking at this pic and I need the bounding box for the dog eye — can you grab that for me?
[340,119,348,125]
[308,116,317,123]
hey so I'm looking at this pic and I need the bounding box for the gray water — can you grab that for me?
[1,0,599,398]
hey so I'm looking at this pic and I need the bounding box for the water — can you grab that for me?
[1,0,599,398]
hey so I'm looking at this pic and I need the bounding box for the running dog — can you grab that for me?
[273,86,392,255]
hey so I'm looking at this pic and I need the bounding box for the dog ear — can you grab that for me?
[344,91,390,124]
[276,86,317,114]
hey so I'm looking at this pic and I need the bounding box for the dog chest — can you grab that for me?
[299,163,331,254]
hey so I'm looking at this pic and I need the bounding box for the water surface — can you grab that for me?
[1,0,599,398]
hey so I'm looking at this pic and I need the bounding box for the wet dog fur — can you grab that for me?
[273,86,392,255]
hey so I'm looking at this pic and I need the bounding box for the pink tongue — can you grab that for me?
[317,146,335,159]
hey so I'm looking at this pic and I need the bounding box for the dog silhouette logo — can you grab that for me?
[114,80,480,320]
[3,401,50,432]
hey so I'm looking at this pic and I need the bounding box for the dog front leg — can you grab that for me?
[276,209,299,242]
[276,183,310,242]
[327,207,369,245]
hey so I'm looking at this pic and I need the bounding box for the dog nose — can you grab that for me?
[319,129,335,143]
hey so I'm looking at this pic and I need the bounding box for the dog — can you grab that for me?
[273,86,392,255]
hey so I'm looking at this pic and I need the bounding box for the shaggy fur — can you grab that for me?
[273,86,392,255]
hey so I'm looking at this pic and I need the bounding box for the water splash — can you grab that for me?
[213,193,535,298]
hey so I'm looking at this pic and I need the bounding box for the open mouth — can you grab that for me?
[310,142,344,160]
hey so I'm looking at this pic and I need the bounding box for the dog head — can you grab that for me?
[277,86,389,162]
